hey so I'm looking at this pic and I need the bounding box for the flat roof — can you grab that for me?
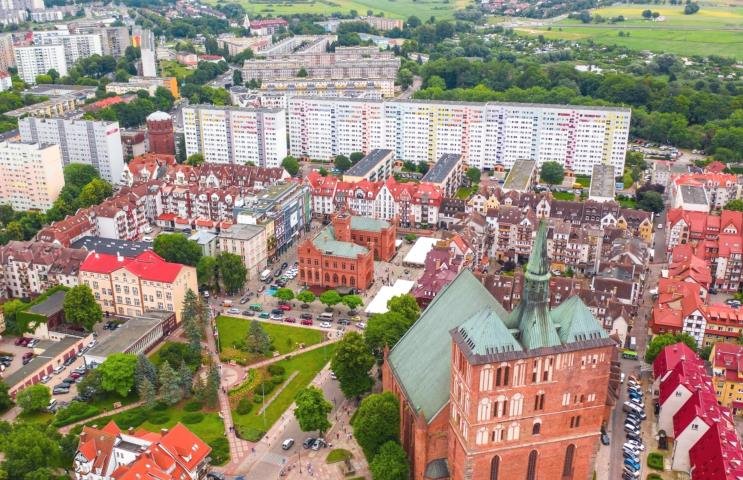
[28,85,97,97]
[403,237,439,266]
[27,290,66,317]
[71,236,151,257]
[189,230,217,245]
[312,226,368,259]
[4,336,80,387]
[85,312,171,359]
[365,279,415,315]
[344,149,393,178]
[680,185,709,206]
[218,223,264,241]
[421,154,461,184]
[589,164,616,200]
[503,159,537,191]
[350,215,390,233]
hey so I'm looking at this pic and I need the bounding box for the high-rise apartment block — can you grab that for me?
[0,33,14,71]
[182,105,287,168]
[0,141,64,211]
[71,25,130,57]
[19,117,125,184]
[13,44,67,84]
[138,28,157,77]
[37,32,103,66]
[288,98,631,176]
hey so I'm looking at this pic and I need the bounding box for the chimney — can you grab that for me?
[128,427,133,434]
[117,251,124,262]
[161,428,169,435]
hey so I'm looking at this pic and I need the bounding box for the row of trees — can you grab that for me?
[275,287,364,312]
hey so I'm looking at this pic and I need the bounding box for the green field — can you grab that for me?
[217,315,326,364]
[516,5,743,59]
[207,0,469,19]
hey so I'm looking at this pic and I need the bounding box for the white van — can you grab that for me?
[319,312,334,321]
[260,269,272,282]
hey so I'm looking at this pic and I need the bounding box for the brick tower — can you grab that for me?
[146,111,175,155]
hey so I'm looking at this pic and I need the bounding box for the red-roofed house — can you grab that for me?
[657,360,713,434]
[673,172,740,210]
[650,279,708,345]
[73,421,211,480]
[689,422,743,480]
[79,251,197,322]
[121,153,176,186]
[668,244,712,293]
[712,343,743,415]
[653,342,699,380]
[250,18,288,35]
[672,389,735,471]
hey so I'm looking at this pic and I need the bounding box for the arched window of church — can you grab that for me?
[478,399,491,421]
[532,422,541,435]
[507,422,520,441]
[480,366,494,391]
[526,450,538,480]
[476,428,488,445]
[510,393,524,417]
[490,456,500,480]
[563,444,575,479]
[494,395,508,418]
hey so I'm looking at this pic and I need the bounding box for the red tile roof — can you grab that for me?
[658,359,713,405]
[690,422,743,480]
[81,251,184,283]
[713,343,743,381]
[673,388,731,438]
[653,342,700,379]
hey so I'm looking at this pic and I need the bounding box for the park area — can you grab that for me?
[206,0,467,19]
[216,315,326,364]
[229,342,337,441]
[515,5,743,59]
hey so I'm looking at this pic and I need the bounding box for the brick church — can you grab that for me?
[383,220,618,480]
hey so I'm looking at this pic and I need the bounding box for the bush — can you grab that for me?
[269,375,285,386]
[184,401,203,412]
[53,401,101,427]
[647,452,664,470]
[255,381,275,395]
[253,394,264,404]
[236,398,253,415]
[238,426,265,442]
[208,437,230,465]
[152,401,168,411]
[181,412,204,425]
[147,412,170,425]
[115,409,147,429]
[646,475,662,480]
[267,364,285,376]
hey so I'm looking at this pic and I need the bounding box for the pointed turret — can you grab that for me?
[507,219,562,350]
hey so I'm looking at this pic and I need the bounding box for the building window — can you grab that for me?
[496,365,510,386]
[563,444,575,479]
[532,422,541,435]
[526,450,538,480]
[507,422,520,441]
[509,393,523,416]
[534,393,545,411]
[490,456,500,480]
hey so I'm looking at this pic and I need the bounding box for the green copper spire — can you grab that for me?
[507,219,562,350]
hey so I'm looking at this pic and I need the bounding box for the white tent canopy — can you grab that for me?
[365,279,415,315]
[403,237,438,266]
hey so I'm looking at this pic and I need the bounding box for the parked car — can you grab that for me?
[259,312,270,319]
[279,304,291,311]
[52,388,69,395]
[63,356,75,367]
[303,437,316,449]
[337,318,350,326]
[242,310,255,316]
[311,438,327,451]
[53,364,65,374]
[281,438,295,450]
[40,375,51,384]
[600,433,610,445]
[227,308,241,314]
[27,339,39,348]
[300,313,313,320]
[301,319,313,326]
[270,314,284,321]
[356,322,366,330]
[284,317,297,323]
[320,322,332,328]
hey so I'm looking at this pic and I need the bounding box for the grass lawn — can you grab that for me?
[326,448,353,464]
[16,410,53,424]
[159,60,194,81]
[618,197,638,208]
[456,185,478,200]
[217,315,325,364]
[516,5,743,59]
[205,0,465,19]
[552,191,577,201]
[232,342,337,440]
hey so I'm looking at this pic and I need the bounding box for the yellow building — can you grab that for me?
[79,251,197,323]
[711,342,743,415]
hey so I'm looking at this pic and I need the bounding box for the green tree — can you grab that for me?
[275,287,295,302]
[135,353,158,387]
[216,252,247,295]
[153,234,202,266]
[232,69,243,86]
[320,290,342,310]
[417,161,429,174]
[186,153,204,166]
[365,311,411,354]
[350,152,364,164]
[642,9,652,18]
[158,362,182,405]
[334,155,352,172]
[177,361,193,397]
[725,199,743,211]
[341,294,363,311]
[281,156,300,176]
[0,423,62,480]
[540,161,565,185]
[34,74,53,84]
[246,320,272,355]
[370,441,409,479]
[297,290,316,305]
[297,67,308,77]
[293,386,332,435]
[645,333,697,363]
[138,378,157,409]
[77,178,113,207]
[15,384,50,414]
[205,365,220,408]
[182,289,203,353]
[404,233,416,244]
[0,381,12,413]
[331,332,374,398]
[386,294,420,323]
[63,284,102,331]
[197,255,217,290]
[465,167,481,184]
[98,353,137,396]
[352,392,400,459]
[637,191,664,214]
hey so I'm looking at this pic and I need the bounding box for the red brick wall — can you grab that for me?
[147,118,175,155]
[297,240,374,291]
[349,222,397,262]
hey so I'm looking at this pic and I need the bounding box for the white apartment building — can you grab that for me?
[217,223,267,280]
[38,33,103,66]
[288,98,631,176]
[139,28,157,77]
[19,117,125,183]
[0,141,64,211]
[182,105,287,168]
[13,44,67,84]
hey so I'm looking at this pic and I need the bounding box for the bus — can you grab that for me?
[622,349,638,360]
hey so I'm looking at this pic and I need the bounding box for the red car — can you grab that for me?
[279,304,291,311]
[301,319,313,326]
[284,317,297,323]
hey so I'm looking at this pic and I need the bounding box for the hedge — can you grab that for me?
[181,412,204,425]
[269,375,285,386]
[208,437,230,465]
[147,412,170,425]
[255,380,275,395]
[646,475,662,480]
[184,401,203,412]
[647,452,664,471]
[238,426,265,442]
[53,401,101,427]
[236,398,253,415]
[267,364,285,376]
[112,409,147,430]
[253,394,264,404]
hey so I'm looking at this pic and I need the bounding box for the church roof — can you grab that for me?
[457,310,522,356]
[387,269,508,422]
[551,296,609,344]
